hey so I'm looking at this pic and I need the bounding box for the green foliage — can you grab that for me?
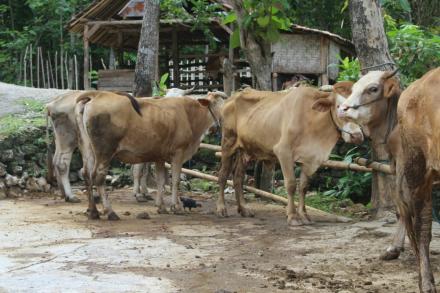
[323,147,372,202]
[337,57,360,82]
[152,73,169,96]
[386,21,440,86]
[224,0,291,49]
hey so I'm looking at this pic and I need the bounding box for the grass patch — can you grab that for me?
[0,98,46,136]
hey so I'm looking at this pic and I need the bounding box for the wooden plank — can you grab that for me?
[320,36,329,85]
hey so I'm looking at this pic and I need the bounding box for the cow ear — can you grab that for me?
[333,81,353,97]
[383,78,400,99]
[312,98,334,112]
[198,98,210,107]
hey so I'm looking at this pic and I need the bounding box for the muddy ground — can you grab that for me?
[1,188,440,293]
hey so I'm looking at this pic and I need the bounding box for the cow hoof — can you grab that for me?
[287,215,303,226]
[108,212,120,221]
[216,206,228,217]
[238,207,255,217]
[300,214,313,225]
[135,193,154,202]
[157,206,169,214]
[66,196,81,203]
[93,196,101,204]
[88,209,100,220]
[380,248,401,261]
[170,205,185,215]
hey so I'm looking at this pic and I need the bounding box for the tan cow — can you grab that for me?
[338,68,440,292]
[217,84,364,225]
[75,91,226,220]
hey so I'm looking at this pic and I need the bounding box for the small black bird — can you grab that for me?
[180,197,202,211]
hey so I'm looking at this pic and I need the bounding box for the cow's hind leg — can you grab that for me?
[155,161,168,214]
[412,182,436,293]
[297,171,312,224]
[233,150,254,217]
[170,155,184,214]
[94,161,119,220]
[217,151,234,217]
[55,149,80,203]
[380,213,405,260]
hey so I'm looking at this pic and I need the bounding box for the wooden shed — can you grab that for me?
[68,0,354,92]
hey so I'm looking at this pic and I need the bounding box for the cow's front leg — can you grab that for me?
[95,161,119,221]
[132,163,153,202]
[155,161,168,214]
[275,148,301,226]
[217,151,234,217]
[170,156,184,214]
[380,213,405,260]
[297,171,312,224]
[233,150,254,217]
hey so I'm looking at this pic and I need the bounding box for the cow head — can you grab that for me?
[197,91,228,132]
[312,81,364,145]
[337,70,400,135]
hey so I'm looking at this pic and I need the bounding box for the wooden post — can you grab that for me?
[36,46,40,88]
[23,46,28,87]
[83,24,90,90]
[40,47,46,88]
[320,36,329,86]
[74,54,79,90]
[272,72,278,91]
[29,44,33,87]
[55,51,59,88]
[48,51,55,88]
[109,47,116,70]
[171,28,180,87]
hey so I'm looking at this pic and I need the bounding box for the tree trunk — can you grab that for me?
[409,0,440,27]
[133,0,160,97]
[230,0,272,90]
[349,0,396,217]
[230,0,273,191]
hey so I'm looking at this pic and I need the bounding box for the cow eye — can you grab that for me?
[369,86,378,93]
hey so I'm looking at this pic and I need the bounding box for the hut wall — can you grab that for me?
[272,34,322,74]
[328,41,340,80]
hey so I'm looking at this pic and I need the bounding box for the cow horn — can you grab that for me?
[184,85,196,95]
[384,68,399,79]
[212,91,229,99]
[319,85,334,92]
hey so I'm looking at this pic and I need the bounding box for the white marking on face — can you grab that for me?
[338,71,384,124]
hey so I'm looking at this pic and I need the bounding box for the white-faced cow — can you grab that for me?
[217,84,364,225]
[75,91,226,220]
[339,68,440,293]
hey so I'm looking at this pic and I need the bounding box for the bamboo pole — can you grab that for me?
[200,143,222,152]
[164,163,350,222]
[60,48,64,89]
[354,158,393,174]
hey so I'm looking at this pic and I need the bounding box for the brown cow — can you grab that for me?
[75,91,226,220]
[46,91,152,202]
[338,68,440,292]
[217,84,364,225]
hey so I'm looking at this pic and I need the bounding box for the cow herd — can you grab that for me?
[45,67,439,292]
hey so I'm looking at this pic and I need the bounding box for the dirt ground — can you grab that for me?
[1,188,440,293]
